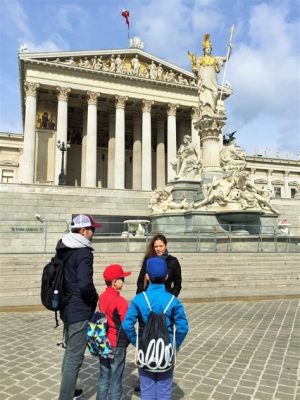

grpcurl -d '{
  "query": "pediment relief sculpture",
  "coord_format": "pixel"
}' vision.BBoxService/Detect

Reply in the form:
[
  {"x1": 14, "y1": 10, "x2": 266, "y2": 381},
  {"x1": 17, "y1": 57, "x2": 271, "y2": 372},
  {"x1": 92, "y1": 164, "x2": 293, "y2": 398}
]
[{"x1": 47, "y1": 54, "x2": 195, "y2": 86}]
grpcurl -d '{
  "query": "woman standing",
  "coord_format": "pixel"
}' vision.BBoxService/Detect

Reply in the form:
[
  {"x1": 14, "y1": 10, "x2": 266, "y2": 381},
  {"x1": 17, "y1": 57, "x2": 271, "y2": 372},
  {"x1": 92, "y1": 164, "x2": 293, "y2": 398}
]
[{"x1": 136, "y1": 234, "x2": 182, "y2": 297}]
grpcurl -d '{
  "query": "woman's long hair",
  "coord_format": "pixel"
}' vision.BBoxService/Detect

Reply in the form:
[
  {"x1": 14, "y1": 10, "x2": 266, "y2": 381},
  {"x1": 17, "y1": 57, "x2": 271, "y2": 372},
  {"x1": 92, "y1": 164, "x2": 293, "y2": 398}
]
[{"x1": 143, "y1": 234, "x2": 167, "y2": 260}]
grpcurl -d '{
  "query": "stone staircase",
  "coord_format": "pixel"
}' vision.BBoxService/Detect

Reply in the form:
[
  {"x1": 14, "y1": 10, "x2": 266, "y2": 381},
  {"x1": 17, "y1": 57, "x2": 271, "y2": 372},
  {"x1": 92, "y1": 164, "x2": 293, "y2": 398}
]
[{"x1": 0, "y1": 252, "x2": 299, "y2": 308}]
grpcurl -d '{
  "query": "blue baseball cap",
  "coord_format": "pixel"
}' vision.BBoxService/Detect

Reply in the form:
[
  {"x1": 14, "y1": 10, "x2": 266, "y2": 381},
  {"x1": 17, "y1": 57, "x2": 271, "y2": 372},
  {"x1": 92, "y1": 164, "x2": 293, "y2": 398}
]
[{"x1": 146, "y1": 257, "x2": 168, "y2": 279}]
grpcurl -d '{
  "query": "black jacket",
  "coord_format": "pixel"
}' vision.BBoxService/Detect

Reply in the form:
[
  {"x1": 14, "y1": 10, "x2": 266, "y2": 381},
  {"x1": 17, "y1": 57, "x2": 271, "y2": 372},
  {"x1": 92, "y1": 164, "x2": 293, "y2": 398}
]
[
  {"x1": 136, "y1": 254, "x2": 182, "y2": 297},
  {"x1": 56, "y1": 239, "x2": 98, "y2": 325}
]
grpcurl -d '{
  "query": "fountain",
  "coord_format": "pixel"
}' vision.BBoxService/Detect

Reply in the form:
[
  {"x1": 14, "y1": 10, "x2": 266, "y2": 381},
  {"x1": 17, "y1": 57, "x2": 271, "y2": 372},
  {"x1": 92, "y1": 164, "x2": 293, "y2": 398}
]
[{"x1": 150, "y1": 33, "x2": 278, "y2": 237}]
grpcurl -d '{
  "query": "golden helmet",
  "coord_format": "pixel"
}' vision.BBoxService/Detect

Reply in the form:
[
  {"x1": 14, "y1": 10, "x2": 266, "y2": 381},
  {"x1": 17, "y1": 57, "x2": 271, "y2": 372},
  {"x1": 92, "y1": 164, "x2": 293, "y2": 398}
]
[{"x1": 201, "y1": 33, "x2": 212, "y2": 49}]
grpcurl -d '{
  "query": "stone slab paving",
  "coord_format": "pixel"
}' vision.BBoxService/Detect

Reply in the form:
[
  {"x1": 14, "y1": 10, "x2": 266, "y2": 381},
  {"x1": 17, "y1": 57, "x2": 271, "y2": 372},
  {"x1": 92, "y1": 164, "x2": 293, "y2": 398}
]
[{"x1": 0, "y1": 301, "x2": 299, "y2": 400}]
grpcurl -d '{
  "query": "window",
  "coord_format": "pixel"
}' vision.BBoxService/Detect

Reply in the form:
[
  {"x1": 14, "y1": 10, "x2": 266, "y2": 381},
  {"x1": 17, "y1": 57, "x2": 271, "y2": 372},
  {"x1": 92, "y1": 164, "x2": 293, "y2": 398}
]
[
  {"x1": 291, "y1": 188, "x2": 296, "y2": 198},
  {"x1": 274, "y1": 187, "x2": 281, "y2": 198},
  {"x1": 1, "y1": 169, "x2": 14, "y2": 183}
]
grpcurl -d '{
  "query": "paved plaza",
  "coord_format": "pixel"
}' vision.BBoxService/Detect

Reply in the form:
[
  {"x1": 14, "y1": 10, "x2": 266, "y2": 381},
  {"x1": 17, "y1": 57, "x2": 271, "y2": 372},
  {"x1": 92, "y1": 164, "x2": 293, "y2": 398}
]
[{"x1": 1, "y1": 300, "x2": 299, "y2": 400}]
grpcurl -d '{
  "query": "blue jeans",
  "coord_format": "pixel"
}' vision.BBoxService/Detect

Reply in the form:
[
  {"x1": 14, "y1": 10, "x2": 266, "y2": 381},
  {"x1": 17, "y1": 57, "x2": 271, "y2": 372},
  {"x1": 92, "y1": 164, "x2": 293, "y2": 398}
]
[
  {"x1": 139, "y1": 368, "x2": 173, "y2": 400},
  {"x1": 58, "y1": 320, "x2": 88, "y2": 400},
  {"x1": 96, "y1": 347, "x2": 127, "y2": 400}
]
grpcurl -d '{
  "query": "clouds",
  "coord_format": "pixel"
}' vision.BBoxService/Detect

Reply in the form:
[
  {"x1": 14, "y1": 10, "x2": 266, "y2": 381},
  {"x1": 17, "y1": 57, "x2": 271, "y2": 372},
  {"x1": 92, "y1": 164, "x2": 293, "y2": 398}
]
[
  {"x1": 2, "y1": 0, "x2": 32, "y2": 40},
  {"x1": 0, "y1": 0, "x2": 299, "y2": 157},
  {"x1": 227, "y1": 2, "x2": 300, "y2": 153},
  {"x1": 56, "y1": 4, "x2": 89, "y2": 33}
]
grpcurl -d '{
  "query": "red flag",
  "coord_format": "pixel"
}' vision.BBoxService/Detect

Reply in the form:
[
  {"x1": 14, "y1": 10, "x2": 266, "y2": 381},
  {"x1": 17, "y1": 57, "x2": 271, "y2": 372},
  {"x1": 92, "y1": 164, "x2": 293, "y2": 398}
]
[{"x1": 121, "y1": 10, "x2": 130, "y2": 27}]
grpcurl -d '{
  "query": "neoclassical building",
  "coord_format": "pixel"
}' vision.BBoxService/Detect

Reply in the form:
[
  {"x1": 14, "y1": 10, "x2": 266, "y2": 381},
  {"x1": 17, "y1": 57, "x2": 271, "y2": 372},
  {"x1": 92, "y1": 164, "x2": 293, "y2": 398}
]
[{"x1": 1, "y1": 41, "x2": 299, "y2": 199}]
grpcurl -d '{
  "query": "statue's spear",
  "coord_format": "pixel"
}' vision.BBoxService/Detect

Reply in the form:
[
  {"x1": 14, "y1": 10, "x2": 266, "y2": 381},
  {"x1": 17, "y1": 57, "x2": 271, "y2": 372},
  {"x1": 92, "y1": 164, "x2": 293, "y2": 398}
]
[{"x1": 217, "y1": 25, "x2": 235, "y2": 114}]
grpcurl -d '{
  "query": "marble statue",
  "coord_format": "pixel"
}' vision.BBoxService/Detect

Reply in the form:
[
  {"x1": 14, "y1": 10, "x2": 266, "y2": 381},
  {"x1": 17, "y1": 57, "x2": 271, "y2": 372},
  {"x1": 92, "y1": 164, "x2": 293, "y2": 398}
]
[
  {"x1": 149, "y1": 186, "x2": 189, "y2": 214},
  {"x1": 95, "y1": 56, "x2": 104, "y2": 70},
  {"x1": 157, "y1": 64, "x2": 164, "y2": 80},
  {"x1": 193, "y1": 170, "x2": 277, "y2": 213},
  {"x1": 234, "y1": 172, "x2": 278, "y2": 213},
  {"x1": 148, "y1": 61, "x2": 158, "y2": 79},
  {"x1": 131, "y1": 55, "x2": 140, "y2": 76},
  {"x1": 220, "y1": 141, "x2": 246, "y2": 172},
  {"x1": 129, "y1": 37, "x2": 144, "y2": 50},
  {"x1": 188, "y1": 33, "x2": 231, "y2": 117},
  {"x1": 115, "y1": 55, "x2": 124, "y2": 73},
  {"x1": 193, "y1": 171, "x2": 235, "y2": 209},
  {"x1": 109, "y1": 55, "x2": 116, "y2": 72},
  {"x1": 171, "y1": 135, "x2": 202, "y2": 179}
]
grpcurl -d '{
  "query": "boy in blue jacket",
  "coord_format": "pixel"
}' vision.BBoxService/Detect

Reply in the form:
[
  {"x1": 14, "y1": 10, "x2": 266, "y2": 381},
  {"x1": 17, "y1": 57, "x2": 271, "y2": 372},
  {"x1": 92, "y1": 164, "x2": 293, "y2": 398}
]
[{"x1": 122, "y1": 257, "x2": 188, "y2": 400}]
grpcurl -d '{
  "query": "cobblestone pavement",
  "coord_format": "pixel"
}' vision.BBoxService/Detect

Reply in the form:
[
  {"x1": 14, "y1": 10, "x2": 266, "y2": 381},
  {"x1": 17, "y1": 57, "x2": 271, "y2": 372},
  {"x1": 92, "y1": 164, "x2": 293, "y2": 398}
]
[{"x1": 1, "y1": 301, "x2": 300, "y2": 400}]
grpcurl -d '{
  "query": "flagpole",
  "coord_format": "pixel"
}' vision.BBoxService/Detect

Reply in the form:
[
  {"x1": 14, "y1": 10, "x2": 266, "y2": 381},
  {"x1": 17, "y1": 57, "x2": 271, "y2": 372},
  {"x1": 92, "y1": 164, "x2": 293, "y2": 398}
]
[{"x1": 217, "y1": 25, "x2": 234, "y2": 114}]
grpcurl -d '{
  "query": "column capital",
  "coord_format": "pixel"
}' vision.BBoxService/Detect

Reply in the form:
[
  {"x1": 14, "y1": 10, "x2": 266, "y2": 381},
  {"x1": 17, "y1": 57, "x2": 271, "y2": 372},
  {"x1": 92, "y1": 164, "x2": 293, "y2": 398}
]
[
  {"x1": 115, "y1": 95, "x2": 128, "y2": 109},
  {"x1": 57, "y1": 86, "x2": 71, "y2": 101},
  {"x1": 167, "y1": 103, "x2": 179, "y2": 116},
  {"x1": 142, "y1": 99, "x2": 154, "y2": 113},
  {"x1": 250, "y1": 168, "x2": 256, "y2": 174},
  {"x1": 191, "y1": 106, "x2": 201, "y2": 119},
  {"x1": 24, "y1": 81, "x2": 40, "y2": 97},
  {"x1": 284, "y1": 170, "x2": 289, "y2": 177},
  {"x1": 87, "y1": 91, "x2": 100, "y2": 105},
  {"x1": 267, "y1": 169, "x2": 273, "y2": 175}
]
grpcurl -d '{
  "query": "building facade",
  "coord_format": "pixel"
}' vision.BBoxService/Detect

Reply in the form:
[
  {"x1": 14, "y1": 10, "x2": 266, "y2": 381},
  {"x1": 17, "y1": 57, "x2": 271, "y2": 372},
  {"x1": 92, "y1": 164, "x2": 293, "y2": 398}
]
[{"x1": 0, "y1": 45, "x2": 299, "y2": 199}]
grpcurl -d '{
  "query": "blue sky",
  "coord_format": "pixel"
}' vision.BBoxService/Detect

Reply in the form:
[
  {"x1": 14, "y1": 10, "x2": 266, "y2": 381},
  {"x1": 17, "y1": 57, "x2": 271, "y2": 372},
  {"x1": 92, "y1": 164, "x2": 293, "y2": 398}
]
[{"x1": 0, "y1": 0, "x2": 299, "y2": 158}]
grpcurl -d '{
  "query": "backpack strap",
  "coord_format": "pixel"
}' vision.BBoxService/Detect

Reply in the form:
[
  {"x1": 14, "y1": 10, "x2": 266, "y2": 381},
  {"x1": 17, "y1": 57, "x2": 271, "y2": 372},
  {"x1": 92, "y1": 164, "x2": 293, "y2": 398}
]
[
  {"x1": 142, "y1": 292, "x2": 152, "y2": 311},
  {"x1": 54, "y1": 250, "x2": 74, "y2": 328},
  {"x1": 163, "y1": 295, "x2": 175, "y2": 314}
]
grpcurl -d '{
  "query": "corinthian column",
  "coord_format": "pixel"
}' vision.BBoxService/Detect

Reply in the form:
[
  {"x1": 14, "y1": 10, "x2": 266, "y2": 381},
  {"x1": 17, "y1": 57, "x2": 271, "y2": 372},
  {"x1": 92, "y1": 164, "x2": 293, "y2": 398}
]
[
  {"x1": 85, "y1": 91, "x2": 100, "y2": 187},
  {"x1": 21, "y1": 81, "x2": 39, "y2": 183},
  {"x1": 156, "y1": 119, "x2": 165, "y2": 188},
  {"x1": 132, "y1": 115, "x2": 142, "y2": 190},
  {"x1": 80, "y1": 106, "x2": 87, "y2": 186},
  {"x1": 54, "y1": 87, "x2": 71, "y2": 185},
  {"x1": 114, "y1": 95, "x2": 127, "y2": 189},
  {"x1": 167, "y1": 103, "x2": 178, "y2": 182},
  {"x1": 107, "y1": 114, "x2": 115, "y2": 189},
  {"x1": 142, "y1": 100, "x2": 154, "y2": 190}
]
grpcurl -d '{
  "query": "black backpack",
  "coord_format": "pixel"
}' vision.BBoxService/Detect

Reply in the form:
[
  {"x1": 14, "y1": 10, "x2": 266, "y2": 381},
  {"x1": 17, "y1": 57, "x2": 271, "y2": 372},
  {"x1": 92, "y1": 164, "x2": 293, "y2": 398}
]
[
  {"x1": 135, "y1": 292, "x2": 176, "y2": 372},
  {"x1": 41, "y1": 251, "x2": 73, "y2": 327}
]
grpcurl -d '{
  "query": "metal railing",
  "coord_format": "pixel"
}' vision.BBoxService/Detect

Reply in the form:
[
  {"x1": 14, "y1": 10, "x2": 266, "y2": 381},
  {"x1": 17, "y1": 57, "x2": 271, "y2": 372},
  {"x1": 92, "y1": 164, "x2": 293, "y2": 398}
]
[{"x1": 0, "y1": 219, "x2": 299, "y2": 254}]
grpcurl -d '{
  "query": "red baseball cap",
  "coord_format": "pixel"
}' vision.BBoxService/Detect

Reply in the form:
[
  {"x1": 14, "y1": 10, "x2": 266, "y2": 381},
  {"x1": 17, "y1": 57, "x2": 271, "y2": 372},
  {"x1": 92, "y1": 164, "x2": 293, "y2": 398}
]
[{"x1": 103, "y1": 264, "x2": 131, "y2": 281}]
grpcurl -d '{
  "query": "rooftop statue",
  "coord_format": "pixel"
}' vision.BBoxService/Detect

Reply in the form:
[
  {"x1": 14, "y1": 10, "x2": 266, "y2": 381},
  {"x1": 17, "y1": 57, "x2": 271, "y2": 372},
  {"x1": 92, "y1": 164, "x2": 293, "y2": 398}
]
[{"x1": 188, "y1": 33, "x2": 232, "y2": 117}]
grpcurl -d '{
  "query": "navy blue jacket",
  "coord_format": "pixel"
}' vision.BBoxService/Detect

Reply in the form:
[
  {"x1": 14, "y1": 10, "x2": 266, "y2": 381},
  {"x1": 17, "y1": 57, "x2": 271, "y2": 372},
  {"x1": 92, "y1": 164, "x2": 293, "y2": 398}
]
[{"x1": 56, "y1": 238, "x2": 98, "y2": 325}]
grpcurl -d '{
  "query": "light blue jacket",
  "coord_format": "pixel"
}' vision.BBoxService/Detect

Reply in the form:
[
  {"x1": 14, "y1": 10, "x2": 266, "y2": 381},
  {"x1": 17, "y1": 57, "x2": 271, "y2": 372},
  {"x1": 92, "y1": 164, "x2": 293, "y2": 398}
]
[{"x1": 122, "y1": 283, "x2": 188, "y2": 349}]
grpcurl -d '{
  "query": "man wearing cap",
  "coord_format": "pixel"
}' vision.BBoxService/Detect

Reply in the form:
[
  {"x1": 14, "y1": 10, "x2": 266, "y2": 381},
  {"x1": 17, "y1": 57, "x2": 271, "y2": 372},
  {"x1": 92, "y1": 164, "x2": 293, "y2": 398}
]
[
  {"x1": 122, "y1": 257, "x2": 189, "y2": 400},
  {"x1": 56, "y1": 214, "x2": 101, "y2": 400},
  {"x1": 96, "y1": 264, "x2": 131, "y2": 400}
]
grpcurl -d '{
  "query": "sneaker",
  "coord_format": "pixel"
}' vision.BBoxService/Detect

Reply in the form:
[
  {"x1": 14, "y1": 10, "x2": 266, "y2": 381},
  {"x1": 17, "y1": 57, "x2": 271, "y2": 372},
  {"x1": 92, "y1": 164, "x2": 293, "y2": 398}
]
[{"x1": 73, "y1": 389, "x2": 83, "y2": 399}]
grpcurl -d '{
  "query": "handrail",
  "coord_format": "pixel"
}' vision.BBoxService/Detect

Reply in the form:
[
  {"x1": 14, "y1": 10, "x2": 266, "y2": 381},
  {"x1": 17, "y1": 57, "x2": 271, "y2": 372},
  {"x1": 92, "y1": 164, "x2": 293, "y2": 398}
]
[{"x1": 0, "y1": 219, "x2": 299, "y2": 254}]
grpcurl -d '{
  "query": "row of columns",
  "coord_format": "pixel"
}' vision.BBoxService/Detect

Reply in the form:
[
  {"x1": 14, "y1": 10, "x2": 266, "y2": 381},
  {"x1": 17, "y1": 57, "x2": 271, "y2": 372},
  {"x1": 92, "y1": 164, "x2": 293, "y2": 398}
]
[{"x1": 21, "y1": 81, "x2": 200, "y2": 189}]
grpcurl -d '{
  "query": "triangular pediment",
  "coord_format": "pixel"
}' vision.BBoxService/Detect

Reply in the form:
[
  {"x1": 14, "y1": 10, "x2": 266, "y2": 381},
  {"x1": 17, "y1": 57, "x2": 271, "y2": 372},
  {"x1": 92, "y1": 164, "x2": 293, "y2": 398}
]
[{"x1": 19, "y1": 48, "x2": 196, "y2": 87}]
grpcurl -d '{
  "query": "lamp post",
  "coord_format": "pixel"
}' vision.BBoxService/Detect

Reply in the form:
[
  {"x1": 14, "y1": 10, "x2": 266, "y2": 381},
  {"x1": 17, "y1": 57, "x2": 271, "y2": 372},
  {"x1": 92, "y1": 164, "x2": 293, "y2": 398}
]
[{"x1": 57, "y1": 140, "x2": 70, "y2": 185}]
